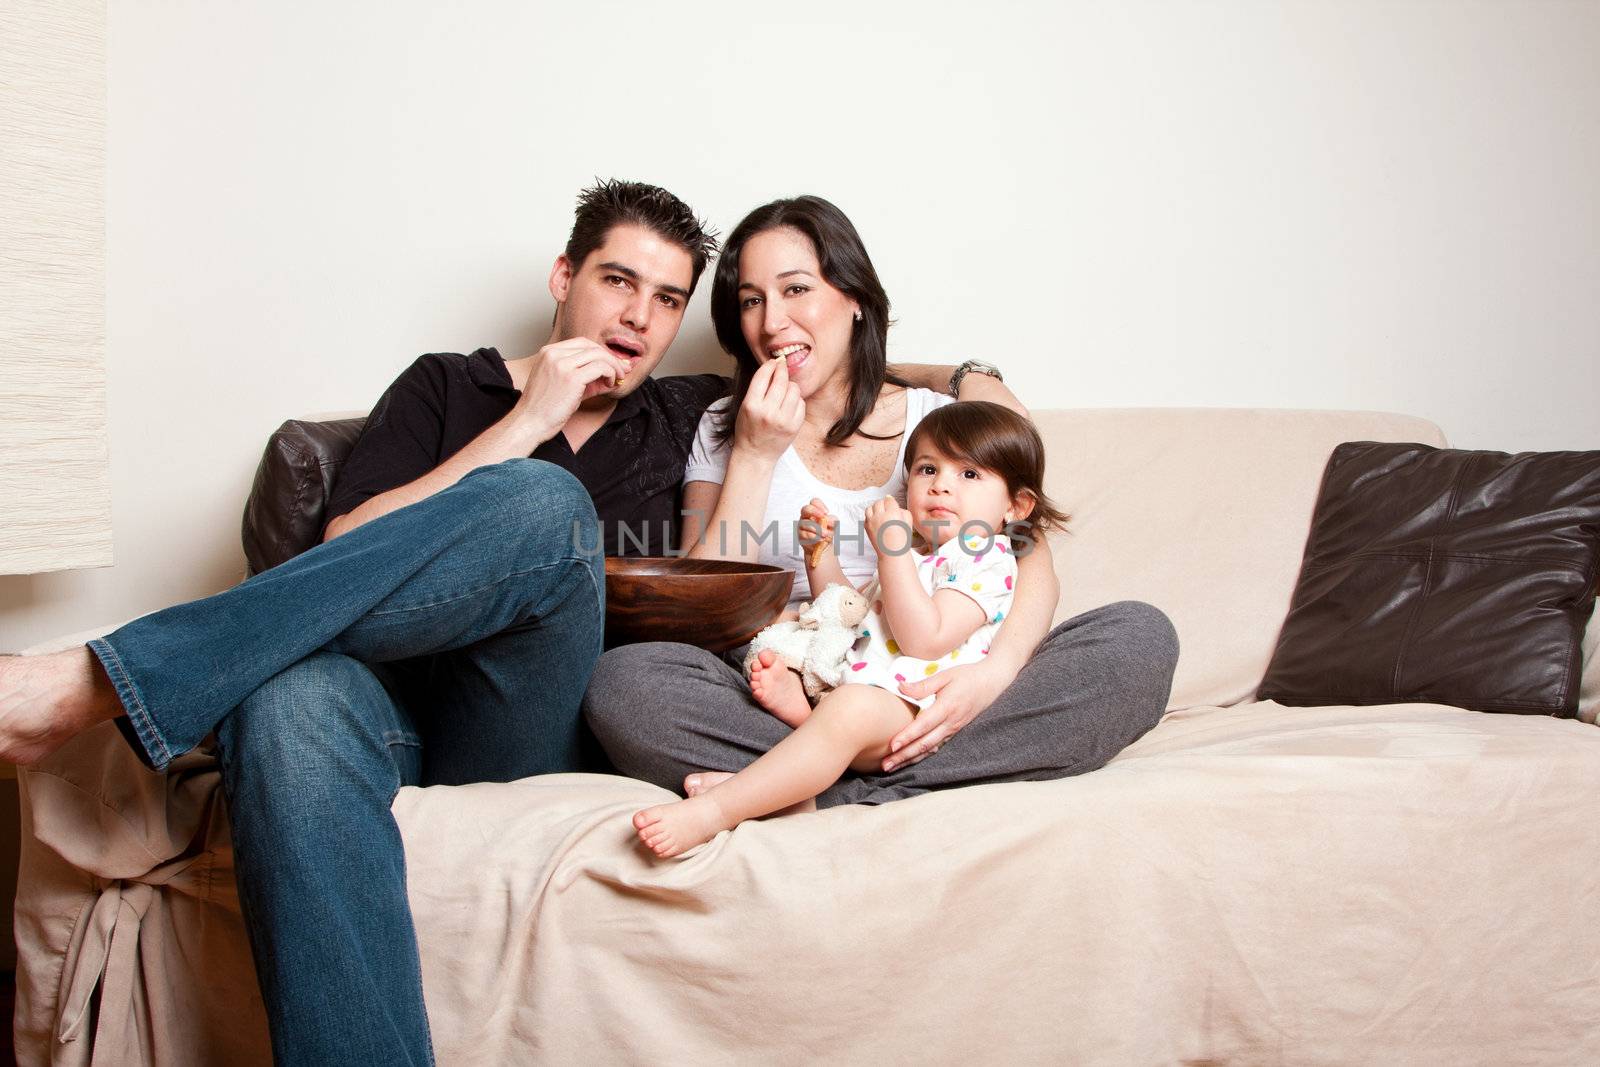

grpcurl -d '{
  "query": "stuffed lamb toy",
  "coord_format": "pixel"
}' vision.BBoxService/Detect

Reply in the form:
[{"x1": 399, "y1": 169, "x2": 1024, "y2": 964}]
[{"x1": 742, "y1": 582, "x2": 871, "y2": 701}]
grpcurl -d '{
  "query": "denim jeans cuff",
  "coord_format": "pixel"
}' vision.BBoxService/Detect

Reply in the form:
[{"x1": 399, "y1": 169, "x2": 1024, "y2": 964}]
[{"x1": 88, "y1": 638, "x2": 173, "y2": 771}]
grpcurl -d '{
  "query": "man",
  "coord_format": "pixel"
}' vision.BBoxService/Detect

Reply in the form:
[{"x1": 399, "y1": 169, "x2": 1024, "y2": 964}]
[
  {"x1": 0, "y1": 178, "x2": 1019, "y2": 1063},
  {"x1": 0, "y1": 179, "x2": 722, "y2": 1065}
]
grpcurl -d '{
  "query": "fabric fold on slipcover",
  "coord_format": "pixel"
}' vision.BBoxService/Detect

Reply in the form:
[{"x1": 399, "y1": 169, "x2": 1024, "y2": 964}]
[{"x1": 15, "y1": 723, "x2": 268, "y2": 1067}]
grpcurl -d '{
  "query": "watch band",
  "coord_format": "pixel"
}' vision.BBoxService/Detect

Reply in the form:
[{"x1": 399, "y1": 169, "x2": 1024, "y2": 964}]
[{"x1": 948, "y1": 359, "x2": 1004, "y2": 398}]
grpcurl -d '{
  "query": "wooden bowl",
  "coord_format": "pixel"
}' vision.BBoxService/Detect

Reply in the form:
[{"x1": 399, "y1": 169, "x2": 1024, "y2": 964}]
[{"x1": 604, "y1": 557, "x2": 794, "y2": 653}]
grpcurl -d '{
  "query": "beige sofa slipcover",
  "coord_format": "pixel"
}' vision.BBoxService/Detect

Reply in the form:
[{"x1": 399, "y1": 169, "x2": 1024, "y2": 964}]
[{"x1": 15, "y1": 408, "x2": 1600, "y2": 1065}]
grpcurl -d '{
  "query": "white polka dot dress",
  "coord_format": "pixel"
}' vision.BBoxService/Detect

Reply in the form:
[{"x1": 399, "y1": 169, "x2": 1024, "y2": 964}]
[{"x1": 845, "y1": 533, "x2": 1019, "y2": 711}]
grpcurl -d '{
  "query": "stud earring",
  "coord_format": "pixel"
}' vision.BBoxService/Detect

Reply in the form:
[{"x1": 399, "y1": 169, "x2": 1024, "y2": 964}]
[{"x1": 853, "y1": 309, "x2": 863, "y2": 321}]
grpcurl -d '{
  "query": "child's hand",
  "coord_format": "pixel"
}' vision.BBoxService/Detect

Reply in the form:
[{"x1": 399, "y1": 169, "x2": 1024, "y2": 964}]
[
  {"x1": 864, "y1": 497, "x2": 916, "y2": 557},
  {"x1": 797, "y1": 498, "x2": 835, "y2": 567}
]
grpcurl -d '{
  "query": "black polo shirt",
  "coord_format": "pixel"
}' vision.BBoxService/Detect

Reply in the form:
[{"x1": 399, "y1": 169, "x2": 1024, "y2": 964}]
[{"x1": 324, "y1": 348, "x2": 728, "y2": 556}]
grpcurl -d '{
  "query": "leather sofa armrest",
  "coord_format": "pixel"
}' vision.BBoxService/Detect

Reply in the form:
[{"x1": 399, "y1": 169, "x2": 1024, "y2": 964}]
[{"x1": 241, "y1": 415, "x2": 367, "y2": 575}]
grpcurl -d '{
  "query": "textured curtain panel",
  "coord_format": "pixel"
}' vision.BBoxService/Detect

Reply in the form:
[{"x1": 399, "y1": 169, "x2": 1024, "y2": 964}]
[{"x1": 0, "y1": 0, "x2": 110, "y2": 574}]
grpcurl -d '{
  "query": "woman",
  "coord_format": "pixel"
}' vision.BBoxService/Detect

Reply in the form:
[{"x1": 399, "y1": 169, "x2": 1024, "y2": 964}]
[{"x1": 583, "y1": 195, "x2": 1178, "y2": 808}]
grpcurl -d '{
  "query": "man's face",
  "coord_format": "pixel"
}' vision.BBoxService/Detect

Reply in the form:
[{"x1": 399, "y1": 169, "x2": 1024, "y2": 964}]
[{"x1": 549, "y1": 223, "x2": 695, "y2": 401}]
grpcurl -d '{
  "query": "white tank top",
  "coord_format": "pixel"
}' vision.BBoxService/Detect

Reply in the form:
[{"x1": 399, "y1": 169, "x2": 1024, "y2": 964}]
[{"x1": 682, "y1": 388, "x2": 956, "y2": 610}]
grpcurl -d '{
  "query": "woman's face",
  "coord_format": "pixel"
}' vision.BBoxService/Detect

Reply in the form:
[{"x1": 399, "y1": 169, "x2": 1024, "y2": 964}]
[{"x1": 736, "y1": 226, "x2": 860, "y2": 401}]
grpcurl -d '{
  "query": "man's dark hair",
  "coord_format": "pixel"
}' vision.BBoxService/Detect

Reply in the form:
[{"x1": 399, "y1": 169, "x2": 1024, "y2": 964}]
[
  {"x1": 564, "y1": 179, "x2": 719, "y2": 293},
  {"x1": 709, "y1": 194, "x2": 908, "y2": 447}
]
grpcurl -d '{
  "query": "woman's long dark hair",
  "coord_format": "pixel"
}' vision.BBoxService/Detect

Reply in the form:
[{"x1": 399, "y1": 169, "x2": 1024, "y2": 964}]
[{"x1": 709, "y1": 195, "x2": 909, "y2": 447}]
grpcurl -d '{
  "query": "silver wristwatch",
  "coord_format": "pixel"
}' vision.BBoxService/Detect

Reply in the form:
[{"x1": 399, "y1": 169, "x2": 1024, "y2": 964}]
[{"x1": 948, "y1": 359, "x2": 1004, "y2": 398}]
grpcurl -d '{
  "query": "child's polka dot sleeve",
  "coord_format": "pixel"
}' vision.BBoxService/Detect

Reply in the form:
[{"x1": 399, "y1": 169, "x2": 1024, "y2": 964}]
[{"x1": 932, "y1": 534, "x2": 1019, "y2": 623}]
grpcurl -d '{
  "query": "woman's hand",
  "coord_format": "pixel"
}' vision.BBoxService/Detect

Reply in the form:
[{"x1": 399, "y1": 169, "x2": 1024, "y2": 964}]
[
  {"x1": 733, "y1": 356, "x2": 805, "y2": 461},
  {"x1": 883, "y1": 658, "x2": 1015, "y2": 772},
  {"x1": 863, "y1": 497, "x2": 917, "y2": 556}
]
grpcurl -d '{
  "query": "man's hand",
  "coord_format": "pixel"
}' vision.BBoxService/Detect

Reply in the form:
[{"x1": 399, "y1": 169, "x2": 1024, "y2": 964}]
[
  {"x1": 733, "y1": 356, "x2": 805, "y2": 460},
  {"x1": 864, "y1": 496, "x2": 916, "y2": 556},
  {"x1": 884, "y1": 659, "x2": 1013, "y2": 772},
  {"x1": 512, "y1": 337, "x2": 632, "y2": 443},
  {"x1": 324, "y1": 338, "x2": 628, "y2": 542}
]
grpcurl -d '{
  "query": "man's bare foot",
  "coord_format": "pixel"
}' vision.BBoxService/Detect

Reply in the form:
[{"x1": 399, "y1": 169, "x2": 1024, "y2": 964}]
[
  {"x1": 633, "y1": 795, "x2": 735, "y2": 858},
  {"x1": 0, "y1": 648, "x2": 123, "y2": 766},
  {"x1": 683, "y1": 770, "x2": 735, "y2": 797},
  {"x1": 750, "y1": 650, "x2": 811, "y2": 728}
]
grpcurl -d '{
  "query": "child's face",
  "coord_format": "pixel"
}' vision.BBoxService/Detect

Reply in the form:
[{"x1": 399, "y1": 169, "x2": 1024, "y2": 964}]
[{"x1": 906, "y1": 445, "x2": 1027, "y2": 545}]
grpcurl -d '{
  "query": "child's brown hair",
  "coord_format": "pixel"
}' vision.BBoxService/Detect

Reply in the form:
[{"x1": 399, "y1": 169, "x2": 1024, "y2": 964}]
[{"x1": 903, "y1": 401, "x2": 1068, "y2": 539}]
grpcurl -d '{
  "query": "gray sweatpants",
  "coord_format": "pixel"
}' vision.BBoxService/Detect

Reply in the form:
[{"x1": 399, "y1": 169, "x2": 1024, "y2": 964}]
[{"x1": 582, "y1": 600, "x2": 1179, "y2": 808}]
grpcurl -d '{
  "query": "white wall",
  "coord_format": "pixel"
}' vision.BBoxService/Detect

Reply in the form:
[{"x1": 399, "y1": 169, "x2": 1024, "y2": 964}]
[{"x1": 3, "y1": 0, "x2": 1597, "y2": 650}]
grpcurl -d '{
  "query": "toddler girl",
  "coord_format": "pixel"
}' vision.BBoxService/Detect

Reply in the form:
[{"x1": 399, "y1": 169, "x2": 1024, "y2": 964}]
[{"x1": 634, "y1": 402, "x2": 1066, "y2": 857}]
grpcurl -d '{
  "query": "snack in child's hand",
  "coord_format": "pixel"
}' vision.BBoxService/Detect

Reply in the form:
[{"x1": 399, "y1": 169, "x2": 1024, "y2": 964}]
[
  {"x1": 806, "y1": 538, "x2": 829, "y2": 567},
  {"x1": 800, "y1": 501, "x2": 833, "y2": 567}
]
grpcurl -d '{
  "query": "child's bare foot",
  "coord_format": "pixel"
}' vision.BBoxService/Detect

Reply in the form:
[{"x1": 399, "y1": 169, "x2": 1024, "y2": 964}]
[
  {"x1": 684, "y1": 770, "x2": 815, "y2": 817},
  {"x1": 633, "y1": 796, "x2": 734, "y2": 858},
  {"x1": 683, "y1": 770, "x2": 734, "y2": 797},
  {"x1": 0, "y1": 649, "x2": 123, "y2": 766},
  {"x1": 750, "y1": 650, "x2": 811, "y2": 728}
]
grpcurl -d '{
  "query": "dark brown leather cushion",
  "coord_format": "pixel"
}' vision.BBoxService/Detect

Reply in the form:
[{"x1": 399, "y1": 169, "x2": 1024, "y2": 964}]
[
  {"x1": 241, "y1": 417, "x2": 368, "y2": 574},
  {"x1": 1258, "y1": 441, "x2": 1600, "y2": 715}
]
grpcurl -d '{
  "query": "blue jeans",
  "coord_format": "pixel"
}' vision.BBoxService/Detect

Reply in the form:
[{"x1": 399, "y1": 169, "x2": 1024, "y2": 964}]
[{"x1": 88, "y1": 459, "x2": 605, "y2": 1066}]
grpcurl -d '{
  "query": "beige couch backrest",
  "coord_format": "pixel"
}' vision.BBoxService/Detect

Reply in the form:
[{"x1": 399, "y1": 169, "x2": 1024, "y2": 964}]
[
  {"x1": 26, "y1": 405, "x2": 1595, "y2": 721},
  {"x1": 1032, "y1": 408, "x2": 1448, "y2": 712}
]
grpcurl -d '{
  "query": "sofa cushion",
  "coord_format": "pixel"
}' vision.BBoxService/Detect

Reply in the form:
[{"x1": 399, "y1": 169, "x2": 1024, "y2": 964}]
[
  {"x1": 240, "y1": 414, "x2": 367, "y2": 574},
  {"x1": 386, "y1": 701, "x2": 1600, "y2": 1064},
  {"x1": 1034, "y1": 409, "x2": 1448, "y2": 711},
  {"x1": 1258, "y1": 442, "x2": 1600, "y2": 715}
]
